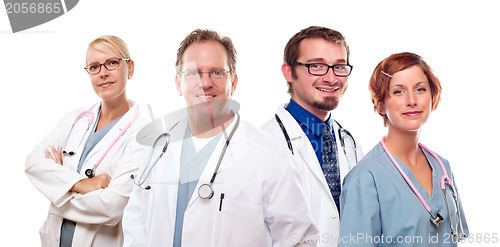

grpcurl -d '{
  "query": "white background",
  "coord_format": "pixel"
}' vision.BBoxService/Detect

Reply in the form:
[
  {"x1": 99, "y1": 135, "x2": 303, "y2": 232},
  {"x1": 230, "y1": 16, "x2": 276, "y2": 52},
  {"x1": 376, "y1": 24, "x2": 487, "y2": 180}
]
[{"x1": 1, "y1": 0, "x2": 498, "y2": 245}]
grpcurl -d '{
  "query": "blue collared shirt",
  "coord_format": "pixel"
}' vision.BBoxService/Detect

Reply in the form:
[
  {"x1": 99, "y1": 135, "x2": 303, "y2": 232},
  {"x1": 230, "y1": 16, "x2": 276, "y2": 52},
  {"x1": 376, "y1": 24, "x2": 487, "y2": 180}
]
[{"x1": 285, "y1": 99, "x2": 333, "y2": 165}]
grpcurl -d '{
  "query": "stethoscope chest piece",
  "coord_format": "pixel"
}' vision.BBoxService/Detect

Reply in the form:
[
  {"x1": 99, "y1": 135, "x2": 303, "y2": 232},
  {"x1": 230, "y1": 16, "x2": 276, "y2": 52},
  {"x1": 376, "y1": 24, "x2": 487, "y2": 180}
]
[
  {"x1": 85, "y1": 169, "x2": 95, "y2": 178},
  {"x1": 430, "y1": 212, "x2": 444, "y2": 227},
  {"x1": 198, "y1": 184, "x2": 214, "y2": 199}
]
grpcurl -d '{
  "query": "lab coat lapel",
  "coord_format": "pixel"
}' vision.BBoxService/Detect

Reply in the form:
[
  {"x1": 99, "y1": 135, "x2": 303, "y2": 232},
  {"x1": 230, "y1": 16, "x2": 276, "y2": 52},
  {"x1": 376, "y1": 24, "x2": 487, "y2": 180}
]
[{"x1": 276, "y1": 107, "x2": 333, "y2": 202}]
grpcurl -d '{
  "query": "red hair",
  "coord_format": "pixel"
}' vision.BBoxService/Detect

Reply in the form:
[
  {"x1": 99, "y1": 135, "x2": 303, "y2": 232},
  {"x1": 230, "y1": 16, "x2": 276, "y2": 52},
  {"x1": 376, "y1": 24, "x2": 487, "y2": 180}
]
[{"x1": 369, "y1": 52, "x2": 442, "y2": 126}]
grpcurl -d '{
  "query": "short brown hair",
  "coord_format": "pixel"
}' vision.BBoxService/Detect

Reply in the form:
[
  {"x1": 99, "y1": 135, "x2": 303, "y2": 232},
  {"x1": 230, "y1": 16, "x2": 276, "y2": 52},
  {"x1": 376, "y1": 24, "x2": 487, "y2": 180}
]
[
  {"x1": 369, "y1": 52, "x2": 442, "y2": 126},
  {"x1": 175, "y1": 29, "x2": 237, "y2": 74},
  {"x1": 283, "y1": 26, "x2": 349, "y2": 94}
]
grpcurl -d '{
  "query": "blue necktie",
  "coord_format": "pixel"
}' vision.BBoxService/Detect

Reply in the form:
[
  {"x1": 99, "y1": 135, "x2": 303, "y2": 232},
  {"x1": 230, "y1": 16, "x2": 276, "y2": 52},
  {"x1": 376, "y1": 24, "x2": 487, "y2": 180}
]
[{"x1": 322, "y1": 123, "x2": 341, "y2": 212}]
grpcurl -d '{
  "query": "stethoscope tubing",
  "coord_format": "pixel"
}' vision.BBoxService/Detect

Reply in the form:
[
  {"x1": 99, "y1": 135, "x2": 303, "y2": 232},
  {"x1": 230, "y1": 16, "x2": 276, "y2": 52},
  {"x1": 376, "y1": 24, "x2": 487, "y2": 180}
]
[
  {"x1": 132, "y1": 132, "x2": 171, "y2": 189},
  {"x1": 198, "y1": 114, "x2": 240, "y2": 199},
  {"x1": 90, "y1": 106, "x2": 139, "y2": 172},
  {"x1": 63, "y1": 103, "x2": 139, "y2": 178},
  {"x1": 380, "y1": 136, "x2": 460, "y2": 218},
  {"x1": 133, "y1": 113, "x2": 240, "y2": 195},
  {"x1": 275, "y1": 114, "x2": 357, "y2": 163},
  {"x1": 63, "y1": 103, "x2": 98, "y2": 156}
]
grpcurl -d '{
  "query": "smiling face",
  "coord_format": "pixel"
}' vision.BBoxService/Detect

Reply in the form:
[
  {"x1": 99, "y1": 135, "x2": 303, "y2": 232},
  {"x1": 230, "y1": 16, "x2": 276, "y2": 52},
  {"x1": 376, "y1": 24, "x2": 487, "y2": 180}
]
[
  {"x1": 381, "y1": 65, "x2": 432, "y2": 133},
  {"x1": 283, "y1": 38, "x2": 348, "y2": 120},
  {"x1": 175, "y1": 41, "x2": 237, "y2": 118},
  {"x1": 86, "y1": 46, "x2": 133, "y2": 103}
]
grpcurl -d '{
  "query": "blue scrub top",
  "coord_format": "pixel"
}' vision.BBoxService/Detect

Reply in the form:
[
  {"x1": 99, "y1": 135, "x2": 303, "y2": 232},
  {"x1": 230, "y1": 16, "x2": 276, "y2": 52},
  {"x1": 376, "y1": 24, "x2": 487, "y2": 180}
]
[
  {"x1": 173, "y1": 128, "x2": 222, "y2": 247},
  {"x1": 339, "y1": 143, "x2": 468, "y2": 247}
]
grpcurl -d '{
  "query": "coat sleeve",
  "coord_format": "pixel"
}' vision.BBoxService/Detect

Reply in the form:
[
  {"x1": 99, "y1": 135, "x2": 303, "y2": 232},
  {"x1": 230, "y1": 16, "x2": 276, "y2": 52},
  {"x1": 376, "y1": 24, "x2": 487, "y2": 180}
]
[
  {"x1": 338, "y1": 168, "x2": 381, "y2": 247},
  {"x1": 262, "y1": 151, "x2": 319, "y2": 247},
  {"x1": 25, "y1": 110, "x2": 87, "y2": 207},
  {"x1": 47, "y1": 119, "x2": 146, "y2": 226}
]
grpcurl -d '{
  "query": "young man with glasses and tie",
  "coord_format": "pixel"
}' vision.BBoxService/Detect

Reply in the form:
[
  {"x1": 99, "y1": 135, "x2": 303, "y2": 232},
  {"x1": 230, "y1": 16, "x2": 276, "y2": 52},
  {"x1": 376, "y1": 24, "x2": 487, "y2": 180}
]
[
  {"x1": 122, "y1": 29, "x2": 317, "y2": 247},
  {"x1": 262, "y1": 26, "x2": 364, "y2": 247}
]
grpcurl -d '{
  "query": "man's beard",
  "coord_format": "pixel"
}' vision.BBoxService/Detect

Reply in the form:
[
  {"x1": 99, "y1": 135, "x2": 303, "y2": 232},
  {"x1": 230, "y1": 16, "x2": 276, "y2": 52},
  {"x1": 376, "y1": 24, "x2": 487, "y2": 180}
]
[{"x1": 312, "y1": 96, "x2": 339, "y2": 111}]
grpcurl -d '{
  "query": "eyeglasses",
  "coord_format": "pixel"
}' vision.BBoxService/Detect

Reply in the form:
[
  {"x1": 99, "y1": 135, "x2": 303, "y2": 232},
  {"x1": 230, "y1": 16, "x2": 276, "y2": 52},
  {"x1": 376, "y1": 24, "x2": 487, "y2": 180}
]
[
  {"x1": 181, "y1": 69, "x2": 231, "y2": 81},
  {"x1": 294, "y1": 62, "x2": 353, "y2": 77},
  {"x1": 84, "y1": 58, "x2": 130, "y2": 74}
]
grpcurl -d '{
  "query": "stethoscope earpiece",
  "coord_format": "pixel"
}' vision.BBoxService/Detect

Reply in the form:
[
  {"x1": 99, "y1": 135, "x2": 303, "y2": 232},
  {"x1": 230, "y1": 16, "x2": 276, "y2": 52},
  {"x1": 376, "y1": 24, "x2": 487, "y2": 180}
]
[{"x1": 62, "y1": 151, "x2": 75, "y2": 156}]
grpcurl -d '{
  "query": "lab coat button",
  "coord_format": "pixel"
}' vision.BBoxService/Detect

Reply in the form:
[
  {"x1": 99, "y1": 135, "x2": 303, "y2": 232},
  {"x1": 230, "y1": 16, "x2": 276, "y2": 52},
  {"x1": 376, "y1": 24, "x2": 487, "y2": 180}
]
[{"x1": 330, "y1": 212, "x2": 337, "y2": 218}]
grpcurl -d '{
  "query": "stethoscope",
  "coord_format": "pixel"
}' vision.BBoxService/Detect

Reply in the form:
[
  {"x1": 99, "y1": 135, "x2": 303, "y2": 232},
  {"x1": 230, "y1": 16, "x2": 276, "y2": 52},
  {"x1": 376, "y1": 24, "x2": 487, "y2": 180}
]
[
  {"x1": 62, "y1": 103, "x2": 139, "y2": 178},
  {"x1": 131, "y1": 113, "x2": 240, "y2": 200},
  {"x1": 275, "y1": 114, "x2": 358, "y2": 164},
  {"x1": 380, "y1": 136, "x2": 467, "y2": 241}
]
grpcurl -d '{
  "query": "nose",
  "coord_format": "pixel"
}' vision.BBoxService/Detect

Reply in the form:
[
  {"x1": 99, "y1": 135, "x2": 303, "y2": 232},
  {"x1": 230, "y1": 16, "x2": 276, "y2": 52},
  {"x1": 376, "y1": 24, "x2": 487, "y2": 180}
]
[
  {"x1": 322, "y1": 67, "x2": 337, "y2": 84},
  {"x1": 200, "y1": 73, "x2": 214, "y2": 90},
  {"x1": 98, "y1": 64, "x2": 110, "y2": 78},
  {"x1": 407, "y1": 92, "x2": 417, "y2": 107}
]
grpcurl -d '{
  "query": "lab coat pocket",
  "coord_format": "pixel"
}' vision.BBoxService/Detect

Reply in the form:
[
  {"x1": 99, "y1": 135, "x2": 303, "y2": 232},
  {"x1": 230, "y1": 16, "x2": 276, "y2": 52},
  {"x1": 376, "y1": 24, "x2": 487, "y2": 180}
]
[{"x1": 215, "y1": 198, "x2": 267, "y2": 246}]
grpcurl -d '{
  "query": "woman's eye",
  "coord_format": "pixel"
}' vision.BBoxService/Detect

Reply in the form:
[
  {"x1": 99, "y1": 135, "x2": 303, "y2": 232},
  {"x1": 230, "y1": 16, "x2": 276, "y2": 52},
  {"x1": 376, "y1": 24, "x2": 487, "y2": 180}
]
[
  {"x1": 416, "y1": 88, "x2": 427, "y2": 92},
  {"x1": 88, "y1": 65, "x2": 99, "y2": 71},
  {"x1": 393, "y1": 90, "x2": 403, "y2": 95},
  {"x1": 108, "y1": 60, "x2": 119, "y2": 65}
]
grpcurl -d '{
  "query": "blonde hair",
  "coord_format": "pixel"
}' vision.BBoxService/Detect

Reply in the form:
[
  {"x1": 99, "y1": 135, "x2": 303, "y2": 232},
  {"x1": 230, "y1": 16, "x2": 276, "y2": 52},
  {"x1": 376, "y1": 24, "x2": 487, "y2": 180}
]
[{"x1": 87, "y1": 35, "x2": 131, "y2": 63}]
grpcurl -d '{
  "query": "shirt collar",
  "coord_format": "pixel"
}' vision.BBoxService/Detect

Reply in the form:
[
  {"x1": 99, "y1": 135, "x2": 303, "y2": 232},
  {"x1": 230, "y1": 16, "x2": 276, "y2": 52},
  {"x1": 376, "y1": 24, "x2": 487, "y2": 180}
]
[{"x1": 285, "y1": 99, "x2": 332, "y2": 137}]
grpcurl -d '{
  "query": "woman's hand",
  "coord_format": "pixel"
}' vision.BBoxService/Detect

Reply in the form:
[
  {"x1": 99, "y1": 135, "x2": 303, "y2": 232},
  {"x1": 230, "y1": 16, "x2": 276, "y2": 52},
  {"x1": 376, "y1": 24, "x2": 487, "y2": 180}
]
[
  {"x1": 45, "y1": 146, "x2": 63, "y2": 165},
  {"x1": 44, "y1": 146, "x2": 111, "y2": 194},
  {"x1": 71, "y1": 173, "x2": 112, "y2": 195}
]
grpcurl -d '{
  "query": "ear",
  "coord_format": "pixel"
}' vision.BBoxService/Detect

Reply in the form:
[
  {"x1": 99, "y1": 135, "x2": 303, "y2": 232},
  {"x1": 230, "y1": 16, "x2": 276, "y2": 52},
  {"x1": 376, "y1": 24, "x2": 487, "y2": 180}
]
[
  {"x1": 230, "y1": 74, "x2": 238, "y2": 95},
  {"x1": 281, "y1": 63, "x2": 295, "y2": 83},
  {"x1": 127, "y1": 59, "x2": 135, "y2": 79},
  {"x1": 378, "y1": 104, "x2": 386, "y2": 115},
  {"x1": 175, "y1": 75, "x2": 182, "y2": 96}
]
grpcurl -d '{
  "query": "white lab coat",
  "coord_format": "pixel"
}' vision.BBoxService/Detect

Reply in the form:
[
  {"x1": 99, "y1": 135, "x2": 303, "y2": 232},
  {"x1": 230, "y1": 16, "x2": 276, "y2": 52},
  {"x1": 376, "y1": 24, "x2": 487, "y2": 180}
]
[
  {"x1": 25, "y1": 101, "x2": 147, "y2": 247},
  {"x1": 123, "y1": 117, "x2": 318, "y2": 247},
  {"x1": 261, "y1": 105, "x2": 364, "y2": 247}
]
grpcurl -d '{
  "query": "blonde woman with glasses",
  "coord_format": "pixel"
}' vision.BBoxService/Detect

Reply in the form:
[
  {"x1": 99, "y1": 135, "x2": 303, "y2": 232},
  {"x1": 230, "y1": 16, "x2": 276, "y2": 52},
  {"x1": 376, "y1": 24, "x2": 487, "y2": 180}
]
[{"x1": 25, "y1": 35, "x2": 146, "y2": 247}]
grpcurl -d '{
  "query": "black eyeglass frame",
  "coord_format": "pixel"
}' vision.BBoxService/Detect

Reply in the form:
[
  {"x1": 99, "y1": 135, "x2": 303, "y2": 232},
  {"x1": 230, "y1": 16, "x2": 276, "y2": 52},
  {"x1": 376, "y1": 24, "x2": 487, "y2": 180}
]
[{"x1": 294, "y1": 62, "x2": 353, "y2": 77}]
